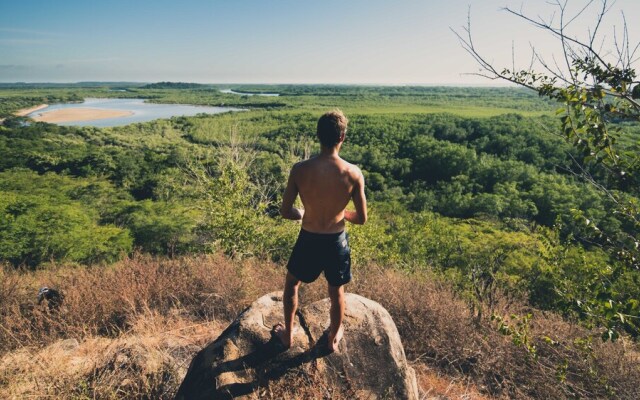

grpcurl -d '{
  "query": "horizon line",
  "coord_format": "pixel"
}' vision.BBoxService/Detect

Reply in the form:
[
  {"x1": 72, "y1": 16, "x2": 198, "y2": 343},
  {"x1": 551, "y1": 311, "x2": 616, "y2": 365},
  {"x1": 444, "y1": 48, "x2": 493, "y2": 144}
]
[{"x1": 0, "y1": 80, "x2": 519, "y2": 88}]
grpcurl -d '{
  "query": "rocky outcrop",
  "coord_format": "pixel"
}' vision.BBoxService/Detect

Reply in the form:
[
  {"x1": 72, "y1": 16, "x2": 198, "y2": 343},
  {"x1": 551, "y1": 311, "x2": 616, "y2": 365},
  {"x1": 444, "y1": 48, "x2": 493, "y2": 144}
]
[{"x1": 175, "y1": 292, "x2": 419, "y2": 399}]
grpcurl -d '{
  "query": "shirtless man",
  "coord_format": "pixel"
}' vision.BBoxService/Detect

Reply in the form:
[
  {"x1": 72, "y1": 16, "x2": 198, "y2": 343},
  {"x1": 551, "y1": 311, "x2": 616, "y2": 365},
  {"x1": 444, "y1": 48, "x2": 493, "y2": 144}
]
[{"x1": 274, "y1": 109, "x2": 367, "y2": 353}]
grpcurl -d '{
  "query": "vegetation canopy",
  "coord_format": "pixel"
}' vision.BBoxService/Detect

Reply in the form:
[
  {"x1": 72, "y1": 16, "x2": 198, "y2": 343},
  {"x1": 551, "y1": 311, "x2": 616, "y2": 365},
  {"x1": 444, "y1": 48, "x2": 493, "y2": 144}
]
[{"x1": 454, "y1": 0, "x2": 640, "y2": 339}]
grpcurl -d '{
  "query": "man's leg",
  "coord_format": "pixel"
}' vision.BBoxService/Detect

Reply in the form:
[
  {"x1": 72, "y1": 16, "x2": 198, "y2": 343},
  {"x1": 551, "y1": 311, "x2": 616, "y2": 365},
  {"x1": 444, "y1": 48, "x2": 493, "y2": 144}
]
[
  {"x1": 327, "y1": 283, "x2": 345, "y2": 352},
  {"x1": 275, "y1": 271, "x2": 300, "y2": 348}
]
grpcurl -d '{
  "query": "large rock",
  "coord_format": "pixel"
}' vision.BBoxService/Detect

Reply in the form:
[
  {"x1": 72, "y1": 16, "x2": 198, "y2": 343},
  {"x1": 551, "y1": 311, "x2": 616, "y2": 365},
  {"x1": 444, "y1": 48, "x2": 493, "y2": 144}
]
[{"x1": 175, "y1": 292, "x2": 419, "y2": 399}]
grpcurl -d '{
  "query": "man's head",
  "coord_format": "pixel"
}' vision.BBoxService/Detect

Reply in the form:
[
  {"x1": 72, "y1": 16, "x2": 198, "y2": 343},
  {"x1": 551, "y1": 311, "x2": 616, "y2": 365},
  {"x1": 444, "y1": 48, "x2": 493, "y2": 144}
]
[{"x1": 317, "y1": 109, "x2": 348, "y2": 148}]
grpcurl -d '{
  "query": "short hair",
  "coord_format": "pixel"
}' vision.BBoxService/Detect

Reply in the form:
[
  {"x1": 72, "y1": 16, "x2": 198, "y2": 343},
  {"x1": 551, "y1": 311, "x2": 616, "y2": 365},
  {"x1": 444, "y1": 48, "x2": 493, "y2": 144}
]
[{"x1": 317, "y1": 109, "x2": 348, "y2": 148}]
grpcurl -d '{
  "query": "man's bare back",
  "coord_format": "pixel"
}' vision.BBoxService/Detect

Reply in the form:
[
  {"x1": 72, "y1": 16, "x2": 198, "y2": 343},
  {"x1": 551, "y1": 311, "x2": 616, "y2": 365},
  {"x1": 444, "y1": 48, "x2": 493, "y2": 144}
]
[
  {"x1": 283, "y1": 154, "x2": 366, "y2": 234},
  {"x1": 276, "y1": 109, "x2": 366, "y2": 353}
]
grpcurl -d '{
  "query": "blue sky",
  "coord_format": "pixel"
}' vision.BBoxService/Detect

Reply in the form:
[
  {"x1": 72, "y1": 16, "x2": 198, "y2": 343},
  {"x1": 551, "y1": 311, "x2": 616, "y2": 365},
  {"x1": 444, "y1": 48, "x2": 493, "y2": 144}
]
[{"x1": 1, "y1": 0, "x2": 638, "y2": 84}]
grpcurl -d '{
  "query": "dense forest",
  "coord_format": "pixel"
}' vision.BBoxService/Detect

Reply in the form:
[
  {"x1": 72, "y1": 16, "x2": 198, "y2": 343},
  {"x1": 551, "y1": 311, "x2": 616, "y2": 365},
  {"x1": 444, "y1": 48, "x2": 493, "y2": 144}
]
[{"x1": 1, "y1": 84, "x2": 639, "y2": 337}]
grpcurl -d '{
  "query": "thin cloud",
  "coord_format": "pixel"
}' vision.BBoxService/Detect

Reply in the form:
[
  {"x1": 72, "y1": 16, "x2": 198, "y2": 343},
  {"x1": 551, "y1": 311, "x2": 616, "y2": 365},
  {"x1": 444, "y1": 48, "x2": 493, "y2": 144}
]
[
  {"x1": 0, "y1": 38, "x2": 50, "y2": 45},
  {"x1": 63, "y1": 57, "x2": 121, "y2": 64},
  {"x1": 0, "y1": 64, "x2": 32, "y2": 70},
  {"x1": 37, "y1": 58, "x2": 122, "y2": 72},
  {"x1": 0, "y1": 28, "x2": 67, "y2": 37}
]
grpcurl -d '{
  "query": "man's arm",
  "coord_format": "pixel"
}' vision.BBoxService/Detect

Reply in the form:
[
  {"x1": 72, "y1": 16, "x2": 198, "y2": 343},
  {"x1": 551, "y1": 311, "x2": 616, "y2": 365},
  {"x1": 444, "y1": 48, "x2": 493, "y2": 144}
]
[
  {"x1": 280, "y1": 166, "x2": 304, "y2": 221},
  {"x1": 344, "y1": 169, "x2": 367, "y2": 225}
]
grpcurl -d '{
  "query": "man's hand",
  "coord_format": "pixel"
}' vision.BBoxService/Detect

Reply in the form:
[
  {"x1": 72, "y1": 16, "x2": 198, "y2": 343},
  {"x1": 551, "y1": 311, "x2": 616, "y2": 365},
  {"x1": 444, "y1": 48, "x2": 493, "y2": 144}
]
[
  {"x1": 344, "y1": 209, "x2": 363, "y2": 224},
  {"x1": 284, "y1": 207, "x2": 304, "y2": 222},
  {"x1": 280, "y1": 165, "x2": 305, "y2": 222},
  {"x1": 281, "y1": 205, "x2": 304, "y2": 221},
  {"x1": 345, "y1": 170, "x2": 367, "y2": 225}
]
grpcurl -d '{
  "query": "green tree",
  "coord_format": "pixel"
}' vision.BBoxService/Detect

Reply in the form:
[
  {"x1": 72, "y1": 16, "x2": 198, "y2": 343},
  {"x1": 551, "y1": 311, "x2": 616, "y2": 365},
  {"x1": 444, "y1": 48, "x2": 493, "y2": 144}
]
[
  {"x1": 454, "y1": 0, "x2": 639, "y2": 338},
  {"x1": 0, "y1": 192, "x2": 131, "y2": 266}
]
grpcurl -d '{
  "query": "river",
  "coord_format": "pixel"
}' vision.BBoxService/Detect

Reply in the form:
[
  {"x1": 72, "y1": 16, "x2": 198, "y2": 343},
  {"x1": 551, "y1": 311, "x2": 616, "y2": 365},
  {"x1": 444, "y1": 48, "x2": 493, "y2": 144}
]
[{"x1": 28, "y1": 98, "x2": 243, "y2": 127}]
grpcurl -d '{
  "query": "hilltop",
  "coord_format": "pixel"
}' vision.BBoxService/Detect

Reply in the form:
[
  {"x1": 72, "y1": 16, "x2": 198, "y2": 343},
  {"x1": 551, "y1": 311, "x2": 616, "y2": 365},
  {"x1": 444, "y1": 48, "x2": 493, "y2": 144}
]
[
  {"x1": 1, "y1": 255, "x2": 638, "y2": 398},
  {"x1": 1, "y1": 84, "x2": 639, "y2": 398}
]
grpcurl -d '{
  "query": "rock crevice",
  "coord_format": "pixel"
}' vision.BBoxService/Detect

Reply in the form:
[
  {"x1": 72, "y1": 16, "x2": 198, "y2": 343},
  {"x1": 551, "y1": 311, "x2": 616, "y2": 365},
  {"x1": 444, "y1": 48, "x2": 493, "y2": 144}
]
[{"x1": 295, "y1": 308, "x2": 314, "y2": 347}]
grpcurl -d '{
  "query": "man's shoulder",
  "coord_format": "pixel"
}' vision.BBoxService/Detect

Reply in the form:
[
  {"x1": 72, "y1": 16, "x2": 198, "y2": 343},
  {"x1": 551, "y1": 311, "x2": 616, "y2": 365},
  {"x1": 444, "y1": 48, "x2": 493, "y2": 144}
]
[
  {"x1": 289, "y1": 159, "x2": 315, "y2": 181},
  {"x1": 293, "y1": 156, "x2": 362, "y2": 179},
  {"x1": 291, "y1": 158, "x2": 312, "y2": 172},
  {"x1": 340, "y1": 159, "x2": 363, "y2": 179}
]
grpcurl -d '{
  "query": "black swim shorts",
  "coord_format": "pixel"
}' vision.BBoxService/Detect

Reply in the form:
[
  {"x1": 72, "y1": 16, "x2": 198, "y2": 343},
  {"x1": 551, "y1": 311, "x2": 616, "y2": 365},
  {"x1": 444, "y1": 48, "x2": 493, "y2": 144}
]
[{"x1": 286, "y1": 229, "x2": 352, "y2": 287}]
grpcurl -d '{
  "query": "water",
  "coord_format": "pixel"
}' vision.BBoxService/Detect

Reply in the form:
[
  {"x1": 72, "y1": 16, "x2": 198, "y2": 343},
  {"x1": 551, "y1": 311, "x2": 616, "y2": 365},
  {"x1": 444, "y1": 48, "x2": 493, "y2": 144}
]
[
  {"x1": 28, "y1": 98, "x2": 243, "y2": 127},
  {"x1": 219, "y1": 89, "x2": 279, "y2": 97}
]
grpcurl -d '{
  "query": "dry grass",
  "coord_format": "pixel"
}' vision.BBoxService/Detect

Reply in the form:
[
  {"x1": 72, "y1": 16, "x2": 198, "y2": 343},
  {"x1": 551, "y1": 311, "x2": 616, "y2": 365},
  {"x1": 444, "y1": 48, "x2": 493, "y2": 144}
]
[
  {"x1": 350, "y1": 267, "x2": 640, "y2": 399},
  {"x1": 0, "y1": 254, "x2": 280, "y2": 352},
  {"x1": 0, "y1": 315, "x2": 224, "y2": 398},
  {"x1": 413, "y1": 364, "x2": 490, "y2": 400},
  {"x1": 1, "y1": 255, "x2": 639, "y2": 399}
]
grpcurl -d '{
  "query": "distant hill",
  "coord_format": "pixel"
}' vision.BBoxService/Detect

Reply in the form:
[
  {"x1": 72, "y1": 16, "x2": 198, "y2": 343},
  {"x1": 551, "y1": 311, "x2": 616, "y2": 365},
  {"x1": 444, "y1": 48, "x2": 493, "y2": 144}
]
[
  {"x1": 0, "y1": 82, "x2": 147, "y2": 88},
  {"x1": 141, "y1": 81, "x2": 209, "y2": 89}
]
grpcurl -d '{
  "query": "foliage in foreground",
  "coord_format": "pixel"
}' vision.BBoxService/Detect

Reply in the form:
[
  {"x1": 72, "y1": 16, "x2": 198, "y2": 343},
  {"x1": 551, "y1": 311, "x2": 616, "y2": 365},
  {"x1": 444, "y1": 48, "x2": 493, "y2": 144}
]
[{"x1": 455, "y1": 0, "x2": 640, "y2": 339}]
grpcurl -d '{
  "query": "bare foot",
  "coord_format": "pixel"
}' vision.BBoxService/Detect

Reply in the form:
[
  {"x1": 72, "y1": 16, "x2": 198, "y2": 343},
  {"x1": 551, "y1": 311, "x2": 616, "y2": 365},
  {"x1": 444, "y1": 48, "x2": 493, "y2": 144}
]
[
  {"x1": 272, "y1": 323, "x2": 292, "y2": 350},
  {"x1": 327, "y1": 324, "x2": 344, "y2": 353}
]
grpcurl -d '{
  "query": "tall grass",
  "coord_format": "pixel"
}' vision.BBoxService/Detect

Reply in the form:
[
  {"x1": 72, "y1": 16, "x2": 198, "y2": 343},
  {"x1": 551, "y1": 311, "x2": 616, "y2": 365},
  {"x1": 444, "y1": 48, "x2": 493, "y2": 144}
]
[{"x1": 1, "y1": 255, "x2": 638, "y2": 399}]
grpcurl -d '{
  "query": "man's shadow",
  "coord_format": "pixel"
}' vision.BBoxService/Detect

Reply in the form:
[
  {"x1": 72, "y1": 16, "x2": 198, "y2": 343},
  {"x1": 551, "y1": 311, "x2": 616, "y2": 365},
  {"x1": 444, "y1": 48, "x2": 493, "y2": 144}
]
[{"x1": 213, "y1": 333, "x2": 334, "y2": 399}]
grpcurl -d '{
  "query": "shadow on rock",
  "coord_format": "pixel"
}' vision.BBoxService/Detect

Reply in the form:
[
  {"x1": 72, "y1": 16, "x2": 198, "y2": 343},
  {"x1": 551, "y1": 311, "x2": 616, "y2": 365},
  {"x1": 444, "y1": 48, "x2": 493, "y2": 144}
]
[{"x1": 175, "y1": 292, "x2": 418, "y2": 400}]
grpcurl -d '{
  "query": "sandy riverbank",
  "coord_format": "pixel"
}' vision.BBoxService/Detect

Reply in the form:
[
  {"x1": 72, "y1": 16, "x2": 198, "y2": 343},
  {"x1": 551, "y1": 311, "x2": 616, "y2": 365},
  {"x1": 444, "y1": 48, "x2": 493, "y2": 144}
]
[
  {"x1": 31, "y1": 108, "x2": 134, "y2": 123},
  {"x1": 14, "y1": 104, "x2": 49, "y2": 116}
]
